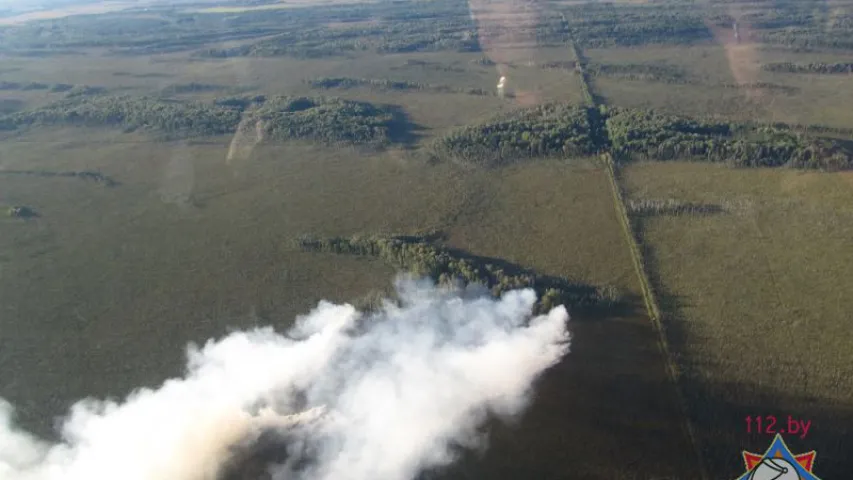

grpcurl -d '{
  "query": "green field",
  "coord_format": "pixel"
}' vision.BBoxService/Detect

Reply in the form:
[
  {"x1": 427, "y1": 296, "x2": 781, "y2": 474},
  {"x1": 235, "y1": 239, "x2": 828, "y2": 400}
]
[
  {"x1": 2, "y1": 0, "x2": 853, "y2": 478},
  {"x1": 0, "y1": 127, "x2": 697, "y2": 477},
  {"x1": 622, "y1": 161, "x2": 853, "y2": 475}
]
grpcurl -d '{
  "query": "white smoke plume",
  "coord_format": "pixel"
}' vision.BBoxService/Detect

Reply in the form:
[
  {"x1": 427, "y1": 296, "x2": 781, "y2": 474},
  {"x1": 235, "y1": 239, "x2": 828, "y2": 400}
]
[{"x1": 0, "y1": 277, "x2": 570, "y2": 480}]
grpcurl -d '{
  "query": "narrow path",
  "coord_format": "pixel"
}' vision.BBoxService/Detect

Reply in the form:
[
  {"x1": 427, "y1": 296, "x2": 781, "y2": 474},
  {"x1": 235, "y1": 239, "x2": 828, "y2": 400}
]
[{"x1": 569, "y1": 38, "x2": 710, "y2": 479}]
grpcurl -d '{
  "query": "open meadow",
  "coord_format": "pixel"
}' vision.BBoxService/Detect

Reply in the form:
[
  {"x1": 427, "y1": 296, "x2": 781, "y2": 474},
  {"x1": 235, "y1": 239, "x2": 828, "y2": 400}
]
[{"x1": 621, "y1": 161, "x2": 853, "y2": 475}]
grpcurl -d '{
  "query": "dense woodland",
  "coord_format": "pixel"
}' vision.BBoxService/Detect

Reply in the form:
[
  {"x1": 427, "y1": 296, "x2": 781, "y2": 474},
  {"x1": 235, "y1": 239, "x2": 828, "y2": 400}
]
[
  {"x1": 2, "y1": 0, "x2": 853, "y2": 57},
  {"x1": 605, "y1": 108, "x2": 853, "y2": 170},
  {"x1": 431, "y1": 104, "x2": 853, "y2": 170},
  {"x1": 297, "y1": 234, "x2": 620, "y2": 314},
  {"x1": 709, "y1": 0, "x2": 853, "y2": 50},
  {"x1": 431, "y1": 104, "x2": 606, "y2": 166},
  {"x1": 1, "y1": 95, "x2": 244, "y2": 137},
  {"x1": 251, "y1": 96, "x2": 398, "y2": 146},
  {"x1": 0, "y1": 95, "x2": 401, "y2": 146},
  {"x1": 543, "y1": 5, "x2": 715, "y2": 48}
]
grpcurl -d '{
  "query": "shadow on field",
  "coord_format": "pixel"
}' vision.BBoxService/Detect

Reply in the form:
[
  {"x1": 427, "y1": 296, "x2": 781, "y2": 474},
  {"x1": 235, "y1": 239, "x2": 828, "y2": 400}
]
[
  {"x1": 683, "y1": 377, "x2": 853, "y2": 479},
  {"x1": 385, "y1": 104, "x2": 426, "y2": 147},
  {"x1": 637, "y1": 220, "x2": 853, "y2": 479},
  {"x1": 442, "y1": 245, "x2": 628, "y2": 320},
  {"x1": 419, "y1": 297, "x2": 700, "y2": 480}
]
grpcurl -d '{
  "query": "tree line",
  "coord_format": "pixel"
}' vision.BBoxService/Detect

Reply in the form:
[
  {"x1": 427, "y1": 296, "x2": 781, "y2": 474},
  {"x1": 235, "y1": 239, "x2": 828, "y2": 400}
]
[
  {"x1": 605, "y1": 108, "x2": 852, "y2": 170},
  {"x1": 195, "y1": 20, "x2": 480, "y2": 59},
  {"x1": 559, "y1": 4, "x2": 713, "y2": 48},
  {"x1": 430, "y1": 103, "x2": 853, "y2": 170},
  {"x1": 707, "y1": 0, "x2": 853, "y2": 51},
  {"x1": 431, "y1": 104, "x2": 607, "y2": 166},
  {"x1": 0, "y1": 169, "x2": 117, "y2": 187},
  {"x1": 626, "y1": 199, "x2": 725, "y2": 217},
  {"x1": 0, "y1": 95, "x2": 402, "y2": 146},
  {"x1": 306, "y1": 77, "x2": 491, "y2": 96},
  {"x1": 252, "y1": 96, "x2": 398, "y2": 146},
  {"x1": 0, "y1": 81, "x2": 104, "y2": 95},
  {"x1": 2, "y1": 95, "x2": 244, "y2": 137},
  {"x1": 585, "y1": 63, "x2": 695, "y2": 85},
  {"x1": 297, "y1": 233, "x2": 620, "y2": 314},
  {"x1": 763, "y1": 62, "x2": 853, "y2": 74}
]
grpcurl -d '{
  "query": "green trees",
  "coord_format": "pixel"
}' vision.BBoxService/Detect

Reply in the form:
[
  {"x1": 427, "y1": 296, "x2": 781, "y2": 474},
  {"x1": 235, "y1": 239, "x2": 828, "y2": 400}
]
[
  {"x1": 297, "y1": 234, "x2": 620, "y2": 314},
  {"x1": 605, "y1": 108, "x2": 853, "y2": 170},
  {"x1": 306, "y1": 77, "x2": 490, "y2": 96},
  {"x1": 431, "y1": 104, "x2": 607, "y2": 166},
  {"x1": 2, "y1": 95, "x2": 401, "y2": 146},
  {"x1": 7, "y1": 96, "x2": 243, "y2": 137},
  {"x1": 586, "y1": 63, "x2": 694, "y2": 84},
  {"x1": 431, "y1": 104, "x2": 852, "y2": 170},
  {"x1": 763, "y1": 62, "x2": 853, "y2": 74},
  {"x1": 561, "y1": 4, "x2": 713, "y2": 47},
  {"x1": 253, "y1": 96, "x2": 397, "y2": 146},
  {"x1": 626, "y1": 199, "x2": 724, "y2": 217}
]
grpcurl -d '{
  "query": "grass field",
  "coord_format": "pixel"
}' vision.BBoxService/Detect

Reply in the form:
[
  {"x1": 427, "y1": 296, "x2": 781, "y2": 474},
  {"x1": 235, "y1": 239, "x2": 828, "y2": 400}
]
[
  {"x1": 0, "y1": 127, "x2": 697, "y2": 478},
  {"x1": 622, "y1": 161, "x2": 853, "y2": 475},
  {"x1": 586, "y1": 43, "x2": 853, "y2": 129}
]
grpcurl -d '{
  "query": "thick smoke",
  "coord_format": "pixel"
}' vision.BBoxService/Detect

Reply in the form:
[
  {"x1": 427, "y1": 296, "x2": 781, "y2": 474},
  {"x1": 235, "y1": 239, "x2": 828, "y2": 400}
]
[{"x1": 0, "y1": 277, "x2": 570, "y2": 480}]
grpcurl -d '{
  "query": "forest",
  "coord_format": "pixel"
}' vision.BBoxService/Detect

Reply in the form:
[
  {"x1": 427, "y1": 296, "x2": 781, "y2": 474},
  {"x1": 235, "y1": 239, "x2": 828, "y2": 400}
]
[
  {"x1": 559, "y1": 4, "x2": 713, "y2": 47},
  {"x1": 2, "y1": 0, "x2": 853, "y2": 58},
  {"x1": 605, "y1": 108, "x2": 853, "y2": 169},
  {"x1": 430, "y1": 103, "x2": 853, "y2": 170},
  {"x1": 297, "y1": 233, "x2": 620, "y2": 314},
  {"x1": 4, "y1": 89, "x2": 849, "y2": 170},
  {"x1": 0, "y1": 0, "x2": 746, "y2": 58},
  {"x1": 0, "y1": 95, "x2": 402, "y2": 146},
  {"x1": 251, "y1": 96, "x2": 399, "y2": 146},
  {"x1": 431, "y1": 104, "x2": 607, "y2": 166},
  {"x1": 708, "y1": 0, "x2": 853, "y2": 50}
]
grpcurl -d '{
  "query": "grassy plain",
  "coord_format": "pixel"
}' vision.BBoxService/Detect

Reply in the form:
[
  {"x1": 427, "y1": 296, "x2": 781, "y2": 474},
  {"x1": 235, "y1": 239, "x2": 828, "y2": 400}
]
[
  {"x1": 0, "y1": 125, "x2": 697, "y2": 477},
  {"x1": 622, "y1": 161, "x2": 853, "y2": 475},
  {"x1": 586, "y1": 43, "x2": 853, "y2": 129}
]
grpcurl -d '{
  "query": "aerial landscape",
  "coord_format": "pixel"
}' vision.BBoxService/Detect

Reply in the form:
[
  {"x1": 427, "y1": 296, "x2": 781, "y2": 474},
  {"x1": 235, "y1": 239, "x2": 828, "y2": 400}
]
[{"x1": 0, "y1": 0, "x2": 852, "y2": 478}]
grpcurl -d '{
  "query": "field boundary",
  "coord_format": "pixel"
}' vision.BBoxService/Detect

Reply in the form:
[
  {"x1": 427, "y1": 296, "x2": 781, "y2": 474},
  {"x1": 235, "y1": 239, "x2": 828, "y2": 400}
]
[
  {"x1": 570, "y1": 37, "x2": 709, "y2": 479},
  {"x1": 602, "y1": 151, "x2": 709, "y2": 480}
]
